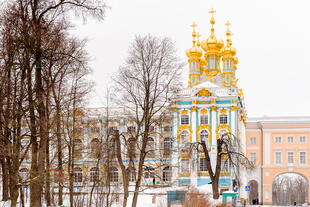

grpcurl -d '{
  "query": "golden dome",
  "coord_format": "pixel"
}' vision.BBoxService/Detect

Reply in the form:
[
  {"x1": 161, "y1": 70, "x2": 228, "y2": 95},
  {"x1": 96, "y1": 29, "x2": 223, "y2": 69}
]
[
  {"x1": 201, "y1": 8, "x2": 224, "y2": 52},
  {"x1": 221, "y1": 21, "x2": 237, "y2": 57},
  {"x1": 186, "y1": 23, "x2": 202, "y2": 58}
]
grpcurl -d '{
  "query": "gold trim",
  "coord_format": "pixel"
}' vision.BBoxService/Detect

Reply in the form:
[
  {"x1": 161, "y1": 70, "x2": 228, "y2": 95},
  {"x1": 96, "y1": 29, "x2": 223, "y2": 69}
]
[
  {"x1": 191, "y1": 106, "x2": 197, "y2": 112},
  {"x1": 231, "y1": 106, "x2": 236, "y2": 111},
  {"x1": 219, "y1": 108, "x2": 227, "y2": 114},
  {"x1": 200, "y1": 108, "x2": 208, "y2": 114},
  {"x1": 181, "y1": 109, "x2": 189, "y2": 115},
  {"x1": 211, "y1": 106, "x2": 217, "y2": 111},
  {"x1": 196, "y1": 88, "x2": 212, "y2": 97}
]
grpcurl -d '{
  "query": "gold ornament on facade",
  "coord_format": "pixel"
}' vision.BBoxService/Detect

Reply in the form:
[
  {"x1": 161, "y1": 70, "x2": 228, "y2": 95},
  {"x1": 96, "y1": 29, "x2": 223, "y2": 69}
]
[
  {"x1": 211, "y1": 99, "x2": 216, "y2": 104},
  {"x1": 211, "y1": 106, "x2": 217, "y2": 111},
  {"x1": 219, "y1": 108, "x2": 228, "y2": 114},
  {"x1": 191, "y1": 106, "x2": 197, "y2": 112},
  {"x1": 231, "y1": 106, "x2": 236, "y2": 111},
  {"x1": 173, "y1": 107, "x2": 178, "y2": 112},
  {"x1": 196, "y1": 88, "x2": 212, "y2": 97},
  {"x1": 192, "y1": 99, "x2": 197, "y2": 104},
  {"x1": 181, "y1": 109, "x2": 189, "y2": 115},
  {"x1": 200, "y1": 108, "x2": 208, "y2": 114}
]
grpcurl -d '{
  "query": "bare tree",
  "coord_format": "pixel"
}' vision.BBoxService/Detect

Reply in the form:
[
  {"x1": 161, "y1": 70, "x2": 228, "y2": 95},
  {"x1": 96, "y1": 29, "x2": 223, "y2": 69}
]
[
  {"x1": 200, "y1": 132, "x2": 252, "y2": 199},
  {"x1": 113, "y1": 34, "x2": 184, "y2": 207}
]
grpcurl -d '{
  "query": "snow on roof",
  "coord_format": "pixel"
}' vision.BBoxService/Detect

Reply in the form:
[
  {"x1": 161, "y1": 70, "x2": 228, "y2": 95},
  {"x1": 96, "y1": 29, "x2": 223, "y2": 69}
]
[{"x1": 194, "y1": 81, "x2": 219, "y2": 89}]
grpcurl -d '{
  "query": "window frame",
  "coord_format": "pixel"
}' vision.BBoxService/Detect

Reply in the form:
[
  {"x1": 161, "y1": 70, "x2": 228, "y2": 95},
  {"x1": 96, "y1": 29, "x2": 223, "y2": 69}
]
[
  {"x1": 275, "y1": 151, "x2": 282, "y2": 164},
  {"x1": 287, "y1": 136, "x2": 294, "y2": 144},
  {"x1": 181, "y1": 114, "x2": 189, "y2": 125},
  {"x1": 300, "y1": 136, "x2": 307, "y2": 144},
  {"x1": 287, "y1": 152, "x2": 294, "y2": 164},
  {"x1": 200, "y1": 114, "x2": 208, "y2": 125},
  {"x1": 219, "y1": 114, "x2": 228, "y2": 125},
  {"x1": 181, "y1": 159, "x2": 190, "y2": 174},
  {"x1": 199, "y1": 158, "x2": 208, "y2": 172},
  {"x1": 275, "y1": 136, "x2": 282, "y2": 144},
  {"x1": 300, "y1": 152, "x2": 306, "y2": 164},
  {"x1": 250, "y1": 152, "x2": 256, "y2": 165},
  {"x1": 250, "y1": 137, "x2": 256, "y2": 145}
]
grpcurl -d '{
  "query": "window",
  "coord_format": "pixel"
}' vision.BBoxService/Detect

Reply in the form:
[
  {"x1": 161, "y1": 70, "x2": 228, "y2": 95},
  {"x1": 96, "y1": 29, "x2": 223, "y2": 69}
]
[
  {"x1": 128, "y1": 168, "x2": 136, "y2": 182},
  {"x1": 144, "y1": 167, "x2": 155, "y2": 179},
  {"x1": 209, "y1": 57, "x2": 215, "y2": 69},
  {"x1": 108, "y1": 126, "x2": 118, "y2": 134},
  {"x1": 181, "y1": 131, "x2": 189, "y2": 149},
  {"x1": 127, "y1": 137, "x2": 136, "y2": 158},
  {"x1": 200, "y1": 158, "x2": 208, "y2": 172},
  {"x1": 90, "y1": 167, "x2": 99, "y2": 182},
  {"x1": 200, "y1": 130, "x2": 208, "y2": 144},
  {"x1": 110, "y1": 167, "x2": 118, "y2": 182},
  {"x1": 163, "y1": 166, "x2": 171, "y2": 182},
  {"x1": 19, "y1": 168, "x2": 29, "y2": 183},
  {"x1": 219, "y1": 114, "x2": 228, "y2": 125},
  {"x1": 21, "y1": 139, "x2": 30, "y2": 153},
  {"x1": 287, "y1": 136, "x2": 294, "y2": 144},
  {"x1": 265, "y1": 190, "x2": 269, "y2": 199},
  {"x1": 275, "y1": 152, "x2": 282, "y2": 164},
  {"x1": 225, "y1": 60, "x2": 231, "y2": 69},
  {"x1": 250, "y1": 137, "x2": 256, "y2": 144},
  {"x1": 181, "y1": 114, "x2": 189, "y2": 125},
  {"x1": 127, "y1": 126, "x2": 136, "y2": 133},
  {"x1": 300, "y1": 152, "x2": 306, "y2": 164},
  {"x1": 221, "y1": 158, "x2": 229, "y2": 172},
  {"x1": 90, "y1": 138, "x2": 100, "y2": 157},
  {"x1": 74, "y1": 167, "x2": 83, "y2": 182},
  {"x1": 250, "y1": 153, "x2": 256, "y2": 165},
  {"x1": 164, "y1": 137, "x2": 171, "y2": 155},
  {"x1": 91, "y1": 127, "x2": 100, "y2": 133},
  {"x1": 287, "y1": 152, "x2": 294, "y2": 164},
  {"x1": 74, "y1": 139, "x2": 83, "y2": 157},
  {"x1": 110, "y1": 138, "x2": 117, "y2": 154},
  {"x1": 200, "y1": 115, "x2": 208, "y2": 125},
  {"x1": 275, "y1": 136, "x2": 282, "y2": 144},
  {"x1": 181, "y1": 159, "x2": 189, "y2": 174},
  {"x1": 164, "y1": 126, "x2": 172, "y2": 132},
  {"x1": 300, "y1": 136, "x2": 306, "y2": 144},
  {"x1": 146, "y1": 137, "x2": 155, "y2": 154}
]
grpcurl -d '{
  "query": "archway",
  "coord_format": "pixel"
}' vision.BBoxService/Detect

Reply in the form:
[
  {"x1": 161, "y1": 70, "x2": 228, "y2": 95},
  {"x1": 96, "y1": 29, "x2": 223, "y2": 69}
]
[
  {"x1": 248, "y1": 180, "x2": 259, "y2": 204},
  {"x1": 272, "y1": 172, "x2": 309, "y2": 205}
]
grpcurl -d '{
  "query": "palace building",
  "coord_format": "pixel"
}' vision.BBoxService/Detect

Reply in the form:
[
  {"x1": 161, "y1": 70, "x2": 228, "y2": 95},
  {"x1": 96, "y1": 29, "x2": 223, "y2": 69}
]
[{"x1": 17, "y1": 8, "x2": 310, "y2": 206}]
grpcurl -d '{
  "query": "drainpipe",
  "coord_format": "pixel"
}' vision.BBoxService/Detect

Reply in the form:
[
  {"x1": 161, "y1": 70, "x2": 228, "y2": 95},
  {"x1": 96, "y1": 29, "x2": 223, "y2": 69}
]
[{"x1": 257, "y1": 121, "x2": 263, "y2": 205}]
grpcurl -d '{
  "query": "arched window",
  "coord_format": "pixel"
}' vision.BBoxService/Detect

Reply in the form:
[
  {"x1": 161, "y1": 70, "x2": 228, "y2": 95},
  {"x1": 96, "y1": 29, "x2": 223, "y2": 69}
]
[
  {"x1": 74, "y1": 167, "x2": 83, "y2": 182},
  {"x1": 163, "y1": 166, "x2": 172, "y2": 182},
  {"x1": 219, "y1": 114, "x2": 228, "y2": 125},
  {"x1": 128, "y1": 167, "x2": 136, "y2": 182},
  {"x1": 19, "y1": 168, "x2": 29, "y2": 182},
  {"x1": 200, "y1": 114, "x2": 208, "y2": 125},
  {"x1": 90, "y1": 138, "x2": 100, "y2": 157},
  {"x1": 110, "y1": 167, "x2": 118, "y2": 182},
  {"x1": 110, "y1": 137, "x2": 117, "y2": 154},
  {"x1": 181, "y1": 114, "x2": 189, "y2": 125},
  {"x1": 200, "y1": 130, "x2": 208, "y2": 144},
  {"x1": 146, "y1": 137, "x2": 154, "y2": 153},
  {"x1": 181, "y1": 131, "x2": 189, "y2": 149},
  {"x1": 164, "y1": 137, "x2": 172, "y2": 155},
  {"x1": 74, "y1": 139, "x2": 83, "y2": 157},
  {"x1": 90, "y1": 167, "x2": 99, "y2": 182},
  {"x1": 209, "y1": 57, "x2": 216, "y2": 69},
  {"x1": 144, "y1": 167, "x2": 155, "y2": 179}
]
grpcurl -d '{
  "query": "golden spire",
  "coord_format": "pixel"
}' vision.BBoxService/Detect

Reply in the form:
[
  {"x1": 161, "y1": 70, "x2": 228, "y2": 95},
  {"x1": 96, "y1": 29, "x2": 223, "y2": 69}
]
[
  {"x1": 196, "y1": 32, "x2": 201, "y2": 47},
  {"x1": 190, "y1": 22, "x2": 197, "y2": 47},
  {"x1": 225, "y1": 20, "x2": 232, "y2": 47},
  {"x1": 209, "y1": 8, "x2": 216, "y2": 38}
]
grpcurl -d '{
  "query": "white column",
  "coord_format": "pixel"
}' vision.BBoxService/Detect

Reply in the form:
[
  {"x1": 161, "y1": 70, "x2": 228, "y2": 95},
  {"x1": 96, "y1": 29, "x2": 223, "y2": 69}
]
[
  {"x1": 211, "y1": 106, "x2": 217, "y2": 172},
  {"x1": 191, "y1": 107, "x2": 197, "y2": 143},
  {"x1": 171, "y1": 108, "x2": 179, "y2": 183}
]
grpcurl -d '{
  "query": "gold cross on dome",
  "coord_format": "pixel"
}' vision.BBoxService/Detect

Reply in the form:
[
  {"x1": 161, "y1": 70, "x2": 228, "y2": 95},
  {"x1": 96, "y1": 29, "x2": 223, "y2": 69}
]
[
  {"x1": 196, "y1": 32, "x2": 201, "y2": 39},
  {"x1": 225, "y1": 20, "x2": 231, "y2": 29},
  {"x1": 190, "y1": 22, "x2": 197, "y2": 29},
  {"x1": 209, "y1": 8, "x2": 216, "y2": 15}
]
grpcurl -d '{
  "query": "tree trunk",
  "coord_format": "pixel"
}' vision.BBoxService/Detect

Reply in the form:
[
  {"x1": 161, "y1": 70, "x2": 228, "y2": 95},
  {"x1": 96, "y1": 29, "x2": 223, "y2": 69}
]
[{"x1": 0, "y1": 158, "x2": 9, "y2": 201}]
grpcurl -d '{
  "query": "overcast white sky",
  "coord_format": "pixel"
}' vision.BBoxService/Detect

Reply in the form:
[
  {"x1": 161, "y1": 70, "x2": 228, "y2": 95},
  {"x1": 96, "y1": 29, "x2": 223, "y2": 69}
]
[{"x1": 72, "y1": 0, "x2": 310, "y2": 117}]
